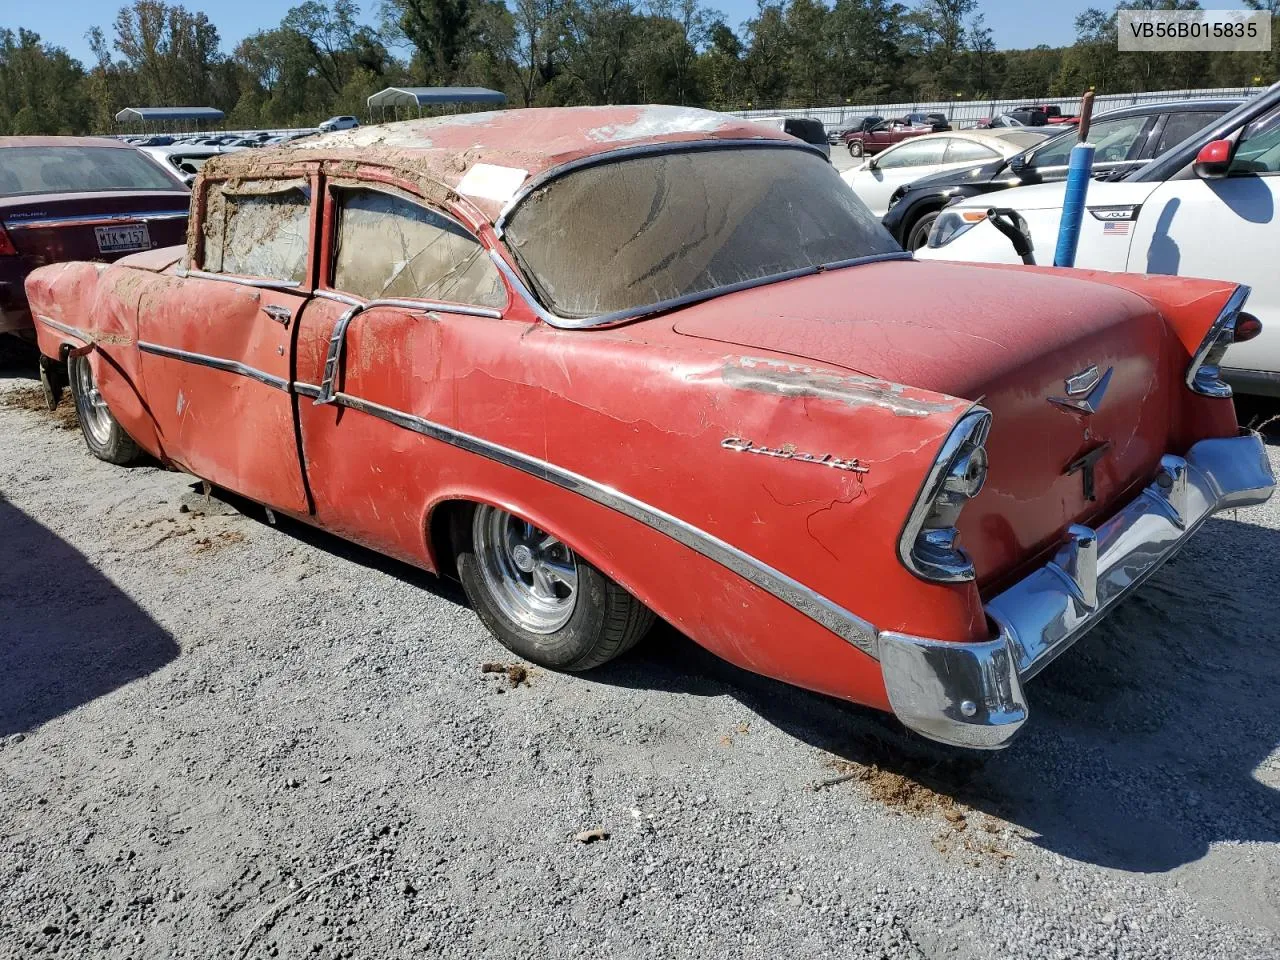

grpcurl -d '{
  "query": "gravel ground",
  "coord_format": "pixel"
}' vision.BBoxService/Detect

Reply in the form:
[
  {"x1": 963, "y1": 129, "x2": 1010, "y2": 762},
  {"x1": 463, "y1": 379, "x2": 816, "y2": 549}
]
[{"x1": 2, "y1": 351, "x2": 1279, "y2": 960}]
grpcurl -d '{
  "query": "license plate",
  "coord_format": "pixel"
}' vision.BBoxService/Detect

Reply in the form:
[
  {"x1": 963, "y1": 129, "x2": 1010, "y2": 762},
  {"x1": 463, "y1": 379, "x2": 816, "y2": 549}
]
[{"x1": 95, "y1": 223, "x2": 150, "y2": 254}]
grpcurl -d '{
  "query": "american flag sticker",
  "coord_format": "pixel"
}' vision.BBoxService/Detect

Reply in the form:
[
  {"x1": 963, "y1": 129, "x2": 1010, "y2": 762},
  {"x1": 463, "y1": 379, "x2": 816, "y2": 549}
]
[{"x1": 1103, "y1": 221, "x2": 1131, "y2": 236}]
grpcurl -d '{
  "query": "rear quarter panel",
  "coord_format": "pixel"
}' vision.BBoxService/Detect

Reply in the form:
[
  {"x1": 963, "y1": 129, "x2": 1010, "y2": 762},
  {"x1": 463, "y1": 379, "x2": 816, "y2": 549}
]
[{"x1": 26, "y1": 261, "x2": 162, "y2": 457}]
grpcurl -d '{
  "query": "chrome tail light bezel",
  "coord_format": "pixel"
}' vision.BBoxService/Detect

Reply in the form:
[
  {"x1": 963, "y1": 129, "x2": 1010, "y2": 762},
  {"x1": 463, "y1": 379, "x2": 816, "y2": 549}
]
[
  {"x1": 1186, "y1": 285, "x2": 1252, "y2": 398},
  {"x1": 898, "y1": 406, "x2": 992, "y2": 583}
]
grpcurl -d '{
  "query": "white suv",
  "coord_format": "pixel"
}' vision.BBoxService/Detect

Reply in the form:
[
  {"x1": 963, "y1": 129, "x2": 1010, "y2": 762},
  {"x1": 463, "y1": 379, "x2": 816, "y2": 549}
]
[
  {"x1": 919, "y1": 83, "x2": 1280, "y2": 397},
  {"x1": 318, "y1": 116, "x2": 360, "y2": 133}
]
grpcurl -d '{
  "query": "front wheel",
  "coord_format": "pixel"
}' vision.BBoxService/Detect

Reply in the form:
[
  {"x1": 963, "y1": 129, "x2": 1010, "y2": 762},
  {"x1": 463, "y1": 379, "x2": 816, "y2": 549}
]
[
  {"x1": 848, "y1": 140, "x2": 864, "y2": 158},
  {"x1": 906, "y1": 210, "x2": 941, "y2": 252},
  {"x1": 454, "y1": 503, "x2": 654, "y2": 672},
  {"x1": 67, "y1": 353, "x2": 141, "y2": 465}
]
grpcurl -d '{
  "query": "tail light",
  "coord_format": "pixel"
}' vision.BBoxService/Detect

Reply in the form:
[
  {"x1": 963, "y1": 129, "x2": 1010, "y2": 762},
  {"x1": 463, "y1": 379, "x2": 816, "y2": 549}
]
[
  {"x1": 0, "y1": 224, "x2": 16, "y2": 257},
  {"x1": 899, "y1": 408, "x2": 992, "y2": 583},
  {"x1": 1186, "y1": 286, "x2": 1256, "y2": 398}
]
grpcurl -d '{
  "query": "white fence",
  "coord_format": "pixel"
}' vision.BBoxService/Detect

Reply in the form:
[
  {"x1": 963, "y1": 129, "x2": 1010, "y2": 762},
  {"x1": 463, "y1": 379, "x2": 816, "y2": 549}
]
[{"x1": 729, "y1": 87, "x2": 1265, "y2": 129}]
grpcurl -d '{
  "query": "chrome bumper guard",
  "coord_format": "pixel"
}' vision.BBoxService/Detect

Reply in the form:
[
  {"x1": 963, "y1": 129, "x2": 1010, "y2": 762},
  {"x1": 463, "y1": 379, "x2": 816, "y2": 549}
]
[{"x1": 879, "y1": 431, "x2": 1274, "y2": 749}]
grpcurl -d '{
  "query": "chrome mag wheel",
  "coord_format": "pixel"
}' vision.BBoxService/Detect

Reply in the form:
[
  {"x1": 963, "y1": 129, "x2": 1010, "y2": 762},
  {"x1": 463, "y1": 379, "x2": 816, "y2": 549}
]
[
  {"x1": 71, "y1": 355, "x2": 113, "y2": 447},
  {"x1": 473, "y1": 505, "x2": 580, "y2": 634}
]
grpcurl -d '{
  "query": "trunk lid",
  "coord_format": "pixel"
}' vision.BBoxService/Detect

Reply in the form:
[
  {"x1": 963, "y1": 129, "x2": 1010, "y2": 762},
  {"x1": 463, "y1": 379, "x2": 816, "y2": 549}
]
[
  {"x1": 669, "y1": 258, "x2": 1180, "y2": 588},
  {"x1": 1, "y1": 191, "x2": 189, "y2": 267}
]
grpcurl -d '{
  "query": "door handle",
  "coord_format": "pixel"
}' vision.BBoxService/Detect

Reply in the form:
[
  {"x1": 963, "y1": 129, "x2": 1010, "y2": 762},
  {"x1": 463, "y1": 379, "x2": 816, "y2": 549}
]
[{"x1": 262, "y1": 304, "x2": 292, "y2": 328}]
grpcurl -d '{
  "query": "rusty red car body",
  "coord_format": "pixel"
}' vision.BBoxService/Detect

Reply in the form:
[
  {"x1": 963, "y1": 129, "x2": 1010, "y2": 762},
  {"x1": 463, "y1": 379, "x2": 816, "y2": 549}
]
[
  {"x1": 25, "y1": 106, "x2": 1275, "y2": 748},
  {"x1": 0, "y1": 136, "x2": 189, "y2": 338}
]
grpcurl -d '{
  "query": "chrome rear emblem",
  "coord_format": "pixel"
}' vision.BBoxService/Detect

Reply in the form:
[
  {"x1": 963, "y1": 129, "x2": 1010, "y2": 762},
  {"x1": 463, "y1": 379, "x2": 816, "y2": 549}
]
[{"x1": 1049, "y1": 365, "x2": 1113, "y2": 415}]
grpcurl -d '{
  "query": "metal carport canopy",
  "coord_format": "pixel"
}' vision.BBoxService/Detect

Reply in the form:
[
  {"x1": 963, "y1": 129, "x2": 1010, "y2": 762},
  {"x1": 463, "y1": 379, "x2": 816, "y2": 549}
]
[
  {"x1": 366, "y1": 87, "x2": 507, "y2": 109},
  {"x1": 114, "y1": 106, "x2": 226, "y2": 123}
]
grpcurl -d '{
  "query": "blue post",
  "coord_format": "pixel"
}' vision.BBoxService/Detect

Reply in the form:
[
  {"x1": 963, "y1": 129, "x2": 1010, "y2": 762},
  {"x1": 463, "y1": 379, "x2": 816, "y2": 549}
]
[{"x1": 1053, "y1": 141, "x2": 1096, "y2": 268}]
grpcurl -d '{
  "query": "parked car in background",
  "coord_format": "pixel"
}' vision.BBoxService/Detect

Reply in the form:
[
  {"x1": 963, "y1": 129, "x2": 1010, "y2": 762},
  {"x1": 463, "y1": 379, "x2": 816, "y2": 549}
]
[
  {"x1": 24, "y1": 105, "x2": 1274, "y2": 748},
  {"x1": 841, "y1": 130, "x2": 1045, "y2": 218},
  {"x1": 883, "y1": 98, "x2": 1243, "y2": 249},
  {"x1": 920, "y1": 82, "x2": 1280, "y2": 397},
  {"x1": 138, "y1": 145, "x2": 231, "y2": 185},
  {"x1": 979, "y1": 113, "x2": 1044, "y2": 129},
  {"x1": 318, "y1": 115, "x2": 360, "y2": 132},
  {"x1": 843, "y1": 118, "x2": 936, "y2": 158},
  {"x1": 0, "y1": 136, "x2": 188, "y2": 343},
  {"x1": 749, "y1": 116, "x2": 830, "y2": 160}
]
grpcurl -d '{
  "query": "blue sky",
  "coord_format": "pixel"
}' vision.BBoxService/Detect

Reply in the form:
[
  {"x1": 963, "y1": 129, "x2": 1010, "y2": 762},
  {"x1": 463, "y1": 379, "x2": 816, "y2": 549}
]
[{"x1": 3, "y1": 0, "x2": 1261, "y2": 65}]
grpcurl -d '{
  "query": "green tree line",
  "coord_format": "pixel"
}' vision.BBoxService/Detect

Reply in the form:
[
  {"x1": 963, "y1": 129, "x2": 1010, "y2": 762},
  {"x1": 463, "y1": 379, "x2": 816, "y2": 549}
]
[{"x1": 1, "y1": 0, "x2": 1276, "y2": 135}]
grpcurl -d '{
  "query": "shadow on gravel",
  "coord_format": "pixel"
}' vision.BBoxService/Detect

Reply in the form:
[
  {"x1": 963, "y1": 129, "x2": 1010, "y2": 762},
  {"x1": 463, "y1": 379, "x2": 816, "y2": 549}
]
[
  {"x1": 0, "y1": 496, "x2": 179, "y2": 736},
  {"x1": 589, "y1": 512, "x2": 1280, "y2": 874}
]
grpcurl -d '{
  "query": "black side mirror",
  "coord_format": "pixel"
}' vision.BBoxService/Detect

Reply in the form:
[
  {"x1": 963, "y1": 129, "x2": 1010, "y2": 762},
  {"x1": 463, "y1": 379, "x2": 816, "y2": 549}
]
[{"x1": 1008, "y1": 155, "x2": 1027, "y2": 175}]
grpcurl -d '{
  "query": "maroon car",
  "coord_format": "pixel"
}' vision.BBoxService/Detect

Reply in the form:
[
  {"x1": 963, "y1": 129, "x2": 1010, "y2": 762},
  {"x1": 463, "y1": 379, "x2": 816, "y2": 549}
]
[
  {"x1": 842, "y1": 119, "x2": 938, "y2": 158},
  {"x1": 0, "y1": 137, "x2": 189, "y2": 340}
]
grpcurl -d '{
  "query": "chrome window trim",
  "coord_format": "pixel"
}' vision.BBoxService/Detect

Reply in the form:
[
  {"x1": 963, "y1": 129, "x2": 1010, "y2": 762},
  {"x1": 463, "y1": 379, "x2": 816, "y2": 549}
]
[
  {"x1": 489, "y1": 138, "x2": 911, "y2": 331},
  {"x1": 137, "y1": 340, "x2": 290, "y2": 392},
  {"x1": 4, "y1": 210, "x2": 188, "y2": 230},
  {"x1": 311, "y1": 286, "x2": 503, "y2": 319}
]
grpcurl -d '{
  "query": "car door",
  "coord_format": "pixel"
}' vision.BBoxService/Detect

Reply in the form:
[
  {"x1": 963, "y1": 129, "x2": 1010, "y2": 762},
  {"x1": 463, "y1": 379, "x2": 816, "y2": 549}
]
[
  {"x1": 293, "y1": 179, "x2": 510, "y2": 564},
  {"x1": 854, "y1": 138, "x2": 948, "y2": 217},
  {"x1": 1127, "y1": 103, "x2": 1280, "y2": 380},
  {"x1": 137, "y1": 175, "x2": 313, "y2": 514}
]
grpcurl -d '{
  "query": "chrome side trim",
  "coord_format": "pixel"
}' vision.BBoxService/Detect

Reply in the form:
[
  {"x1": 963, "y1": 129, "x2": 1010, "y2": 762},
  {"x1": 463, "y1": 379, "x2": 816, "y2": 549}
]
[
  {"x1": 174, "y1": 267, "x2": 304, "y2": 293},
  {"x1": 313, "y1": 386, "x2": 879, "y2": 656},
  {"x1": 35, "y1": 315, "x2": 93, "y2": 343},
  {"x1": 883, "y1": 430, "x2": 1274, "y2": 749},
  {"x1": 4, "y1": 210, "x2": 188, "y2": 230},
  {"x1": 137, "y1": 341, "x2": 289, "y2": 392}
]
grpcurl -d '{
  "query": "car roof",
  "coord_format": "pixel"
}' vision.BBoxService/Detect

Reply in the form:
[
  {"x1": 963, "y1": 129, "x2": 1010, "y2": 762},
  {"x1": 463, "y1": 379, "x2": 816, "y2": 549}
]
[
  {"x1": 1090, "y1": 98, "x2": 1244, "y2": 119},
  {"x1": 0, "y1": 136, "x2": 133, "y2": 150},
  {"x1": 208, "y1": 105, "x2": 798, "y2": 223}
]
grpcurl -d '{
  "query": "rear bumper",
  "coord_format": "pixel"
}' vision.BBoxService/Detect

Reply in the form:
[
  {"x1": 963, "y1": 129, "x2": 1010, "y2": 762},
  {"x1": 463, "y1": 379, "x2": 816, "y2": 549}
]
[{"x1": 879, "y1": 431, "x2": 1274, "y2": 749}]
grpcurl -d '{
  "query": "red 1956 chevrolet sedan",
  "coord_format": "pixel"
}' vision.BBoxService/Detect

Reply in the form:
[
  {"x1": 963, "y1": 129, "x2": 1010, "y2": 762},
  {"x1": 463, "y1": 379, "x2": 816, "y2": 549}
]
[{"x1": 24, "y1": 106, "x2": 1274, "y2": 748}]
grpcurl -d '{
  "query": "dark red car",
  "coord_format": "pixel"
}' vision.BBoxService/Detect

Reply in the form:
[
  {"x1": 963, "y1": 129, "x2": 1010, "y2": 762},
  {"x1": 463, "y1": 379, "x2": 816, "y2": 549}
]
[
  {"x1": 0, "y1": 136, "x2": 189, "y2": 340},
  {"x1": 842, "y1": 118, "x2": 939, "y2": 158}
]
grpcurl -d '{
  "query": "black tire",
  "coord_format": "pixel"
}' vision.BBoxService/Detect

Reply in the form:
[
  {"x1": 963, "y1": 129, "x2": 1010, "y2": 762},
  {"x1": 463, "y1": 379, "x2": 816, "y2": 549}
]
[
  {"x1": 66, "y1": 353, "x2": 141, "y2": 465},
  {"x1": 848, "y1": 140, "x2": 864, "y2": 158},
  {"x1": 906, "y1": 210, "x2": 941, "y2": 251},
  {"x1": 453, "y1": 503, "x2": 654, "y2": 672}
]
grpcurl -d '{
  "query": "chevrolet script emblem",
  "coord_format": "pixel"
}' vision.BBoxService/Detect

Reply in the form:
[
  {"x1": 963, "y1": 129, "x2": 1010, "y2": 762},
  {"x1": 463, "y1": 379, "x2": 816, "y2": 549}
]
[{"x1": 1048, "y1": 365, "x2": 1113, "y2": 415}]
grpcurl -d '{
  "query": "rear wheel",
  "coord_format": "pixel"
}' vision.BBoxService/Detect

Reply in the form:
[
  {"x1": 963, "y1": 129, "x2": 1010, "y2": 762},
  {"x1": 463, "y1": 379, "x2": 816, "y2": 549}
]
[
  {"x1": 906, "y1": 210, "x2": 941, "y2": 251},
  {"x1": 454, "y1": 503, "x2": 654, "y2": 671},
  {"x1": 67, "y1": 353, "x2": 140, "y2": 465}
]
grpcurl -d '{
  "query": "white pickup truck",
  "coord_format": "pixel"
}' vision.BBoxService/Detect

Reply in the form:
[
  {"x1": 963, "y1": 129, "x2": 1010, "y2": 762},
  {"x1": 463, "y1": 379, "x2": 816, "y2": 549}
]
[{"x1": 918, "y1": 83, "x2": 1280, "y2": 397}]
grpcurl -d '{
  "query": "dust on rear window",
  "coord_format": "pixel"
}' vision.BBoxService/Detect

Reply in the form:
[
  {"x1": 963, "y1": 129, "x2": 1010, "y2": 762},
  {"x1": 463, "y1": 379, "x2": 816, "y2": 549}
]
[
  {"x1": 502, "y1": 146, "x2": 899, "y2": 319},
  {"x1": 0, "y1": 147, "x2": 181, "y2": 196}
]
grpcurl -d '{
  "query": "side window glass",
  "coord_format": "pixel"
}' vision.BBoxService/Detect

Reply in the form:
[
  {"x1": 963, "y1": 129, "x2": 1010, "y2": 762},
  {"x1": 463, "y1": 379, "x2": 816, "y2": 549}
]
[
  {"x1": 331, "y1": 189, "x2": 506, "y2": 307},
  {"x1": 1155, "y1": 112, "x2": 1221, "y2": 155},
  {"x1": 944, "y1": 140, "x2": 999, "y2": 163},
  {"x1": 202, "y1": 179, "x2": 310, "y2": 282},
  {"x1": 876, "y1": 139, "x2": 946, "y2": 169},
  {"x1": 1230, "y1": 106, "x2": 1280, "y2": 175}
]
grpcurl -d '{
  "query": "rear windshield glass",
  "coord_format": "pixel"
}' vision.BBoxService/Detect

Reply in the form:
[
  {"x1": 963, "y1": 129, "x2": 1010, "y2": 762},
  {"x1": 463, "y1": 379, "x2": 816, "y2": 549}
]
[
  {"x1": 502, "y1": 146, "x2": 899, "y2": 319},
  {"x1": 783, "y1": 118, "x2": 826, "y2": 145},
  {"x1": 0, "y1": 146, "x2": 180, "y2": 196}
]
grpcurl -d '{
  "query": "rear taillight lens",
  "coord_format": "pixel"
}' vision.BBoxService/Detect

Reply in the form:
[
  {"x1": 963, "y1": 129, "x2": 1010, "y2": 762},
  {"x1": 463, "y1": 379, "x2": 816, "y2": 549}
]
[
  {"x1": 0, "y1": 225, "x2": 16, "y2": 256},
  {"x1": 899, "y1": 408, "x2": 992, "y2": 583},
  {"x1": 1186, "y1": 286, "x2": 1256, "y2": 398}
]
